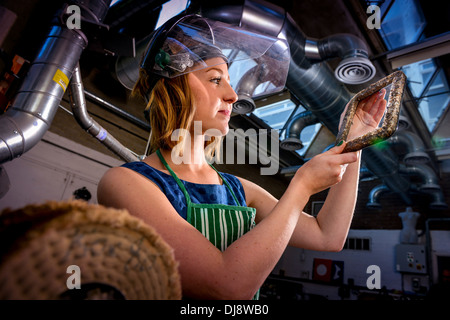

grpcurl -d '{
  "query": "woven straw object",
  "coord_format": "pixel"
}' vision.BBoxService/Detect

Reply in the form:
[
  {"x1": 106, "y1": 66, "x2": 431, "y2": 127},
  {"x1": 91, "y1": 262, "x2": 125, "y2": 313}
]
[{"x1": 0, "y1": 200, "x2": 181, "y2": 300}]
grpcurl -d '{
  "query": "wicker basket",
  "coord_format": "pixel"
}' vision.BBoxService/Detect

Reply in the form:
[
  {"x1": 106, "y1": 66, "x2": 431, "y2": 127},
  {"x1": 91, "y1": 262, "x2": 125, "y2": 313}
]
[{"x1": 0, "y1": 200, "x2": 181, "y2": 300}]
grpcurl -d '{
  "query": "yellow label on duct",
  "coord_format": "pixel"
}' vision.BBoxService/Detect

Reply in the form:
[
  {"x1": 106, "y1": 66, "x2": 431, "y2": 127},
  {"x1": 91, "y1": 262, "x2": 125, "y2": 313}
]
[{"x1": 52, "y1": 69, "x2": 69, "y2": 92}]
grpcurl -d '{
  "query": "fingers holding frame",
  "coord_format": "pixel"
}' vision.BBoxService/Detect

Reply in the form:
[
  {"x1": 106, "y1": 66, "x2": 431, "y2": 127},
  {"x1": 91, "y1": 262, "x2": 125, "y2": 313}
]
[{"x1": 335, "y1": 70, "x2": 407, "y2": 153}]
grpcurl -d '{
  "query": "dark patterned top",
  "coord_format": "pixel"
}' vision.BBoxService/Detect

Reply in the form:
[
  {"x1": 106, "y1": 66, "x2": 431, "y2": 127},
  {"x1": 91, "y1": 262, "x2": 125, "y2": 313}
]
[{"x1": 121, "y1": 161, "x2": 247, "y2": 220}]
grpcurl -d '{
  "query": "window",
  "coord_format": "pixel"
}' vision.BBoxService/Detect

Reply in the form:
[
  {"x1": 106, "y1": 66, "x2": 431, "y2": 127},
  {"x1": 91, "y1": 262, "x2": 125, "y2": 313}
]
[
  {"x1": 400, "y1": 58, "x2": 450, "y2": 132},
  {"x1": 378, "y1": 0, "x2": 426, "y2": 50},
  {"x1": 401, "y1": 58, "x2": 436, "y2": 97},
  {"x1": 155, "y1": 0, "x2": 190, "y2": 29},
  {"x1": 343, "y1": 237, "x2": 371, "y2": 251},
  {"x1": 376, "y1": 0, "x2": 450, "y2": 134},
  {"x1": 417, "y1": 69, "x2": 450, "y2": 132},
  {"x1": 252, "y1": 99, "x2": 322, "y2": 157}
]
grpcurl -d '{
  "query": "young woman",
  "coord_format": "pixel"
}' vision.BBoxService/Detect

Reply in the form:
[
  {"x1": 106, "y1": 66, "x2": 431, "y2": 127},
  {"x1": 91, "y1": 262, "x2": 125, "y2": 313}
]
[{"x1": 97, "y1": 15, "x2": 387, "y2": 299}]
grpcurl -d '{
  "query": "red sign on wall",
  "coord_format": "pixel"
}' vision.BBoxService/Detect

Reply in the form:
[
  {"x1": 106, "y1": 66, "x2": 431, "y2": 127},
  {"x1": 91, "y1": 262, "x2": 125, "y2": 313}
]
[{"x1": 313, "y1": 258, "x2": 344, "y2": 284}]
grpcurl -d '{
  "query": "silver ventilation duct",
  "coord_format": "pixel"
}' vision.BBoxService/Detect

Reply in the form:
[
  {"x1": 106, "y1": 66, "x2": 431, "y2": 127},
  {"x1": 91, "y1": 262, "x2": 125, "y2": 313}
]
[
  {"x1": 367, "y1": 183, "x2": 447, "y2": 211},
  {"x1": 0, "y1": 0, "x2": 112, "y2": 164},
  {"x1": 399, "y1": 164, "x2": 441, "y2": 192},
  {"x1": 366, "y1": 184, "x2": 390, "y2": 209},
  {"x1": 116, "y1": 34, "x2": 152, "y2": 90},
  {"x1": 427, "y1": 189, "x2": 448, "y2": 210},
  {"x1": 0, "y1": 26, "x2": 88, "y2": 164},
  {"x1": 367, "y1": 163, "x2": 447, "y2": 210},
  {"x1": 363, "y1": 147, "x2": 412, "y2": 204},
  {"x1": 388, "y1": 130, "x2": 431, "y2": 165},
  {"x1": 411, "y1": 184, "x2": 448, "y2": 210},
  {"x1": 233, "y1": 94, "x2": 256, "y2": 114},
  {"x1": 201, "y1": 0, "x2": 353, "y2": 129},
  {"x1": 280, "y1": 111, "x2": 318, "y2": 151},
  {"x1": 111, "y1": 0, "x2": 437, "y2": 207},
  {"x1": 69, "y1": 64, "x2": 139, "y2": 162},
  {"x1": 232, "y1": 64, "x2": 270, "y2": 114},
  {"x1": 307, "y1": 34, "x2": 376, "y2": 84},
  {"x1": 200, "y1": 0, "x2": 413, "y2": 204},
  {"x1": 397, "y1": 115, "x2": 411, "y2": 131}
]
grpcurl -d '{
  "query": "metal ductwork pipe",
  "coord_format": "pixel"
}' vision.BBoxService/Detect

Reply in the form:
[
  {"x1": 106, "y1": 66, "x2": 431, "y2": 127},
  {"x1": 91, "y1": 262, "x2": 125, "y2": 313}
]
[
  {"x1": 399, "y1": 163, "x2": 441, "y2": 192},
  {"x1": 112, "y1": 0, "x2": 413, "y2": 203},
  {"x1": 366, "y1": 184, "x2": 390, "y2": 209},
  {"x1": 69, "y1": 64, "x2": 139, "y2": 162},
  {"x1": 388, "y1": 130, "x2": 431, "y2": 165},
  {"x1": 363, "y1": 147, "x2": 412, "y2": 205},
  {"x1": 280, "y1": 111, "x2": 318, "y2": 151},
  {"x1": 0, "y1": 26, "x2": 87, "y2": 164},
  {"x1": 201, "y1": 0, "x2": 414, "y2": 203},
  {"x1": 397, "y1": 114, "x2": 411, "y2": 131},
  {"x1": 232, "y1": 63, "x2": 270, "y2": 114},
  {"x1": 427, "y1": 189, "x2": 448, "y2": 210},
  {"x1": 409, "y1": 184, "x2": 448, "y2": 210},
  {"x1": 116, "y1": 34, "x2": 152, "y2": 90},
  {"x1": 370, "y1": 164, "x2": 447, "y2": 209},
  {"x1": 366, "y1": 162, "x2": 447, "y2": 209},
  {"x1": 313, "y1": 34, "x2": 376, "y2": 84},
  {"x1": 0, "y1": 0, "x2": 112, "y2": 164},
  {"x1": 201, "y1": 0, "x2": 354, "y2": 131},
  {"x1": 207, "y1": 2, "x2": 376, "y2": 84}
]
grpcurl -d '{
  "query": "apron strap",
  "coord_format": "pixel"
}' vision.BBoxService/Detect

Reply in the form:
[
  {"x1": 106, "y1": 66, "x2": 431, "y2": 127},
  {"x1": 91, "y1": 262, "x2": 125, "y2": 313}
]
[
  {"x1": 208, "y1": 164, "x2": 241, "y2": 207},
  {"x1": 156, "y1": 149, "x2": 192, "y2": 205},
  {"x1": 155, "y1": 149, "x2": 241, "y2": 207}
]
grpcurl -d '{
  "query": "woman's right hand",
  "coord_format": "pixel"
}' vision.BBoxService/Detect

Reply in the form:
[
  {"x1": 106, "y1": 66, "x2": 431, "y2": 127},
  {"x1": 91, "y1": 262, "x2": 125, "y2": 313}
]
[{"x1": 292, "y1": 142, "x2": 358, "y2": 196}]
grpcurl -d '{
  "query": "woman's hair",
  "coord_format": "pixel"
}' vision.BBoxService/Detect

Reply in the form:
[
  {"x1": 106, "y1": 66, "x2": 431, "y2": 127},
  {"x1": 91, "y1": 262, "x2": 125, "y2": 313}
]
[{"x1": 132, "y1": 69, "x2": 222, "y2": 161}]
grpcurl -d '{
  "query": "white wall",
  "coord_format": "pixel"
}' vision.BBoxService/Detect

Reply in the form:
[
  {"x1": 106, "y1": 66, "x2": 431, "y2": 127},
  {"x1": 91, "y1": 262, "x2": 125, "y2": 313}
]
[
  {"x1": 0, "y1": 131, "x2": 123, "y2": 211},
  {"x1": 272, "y1": 229, "x2": 450, "y2": 300}
]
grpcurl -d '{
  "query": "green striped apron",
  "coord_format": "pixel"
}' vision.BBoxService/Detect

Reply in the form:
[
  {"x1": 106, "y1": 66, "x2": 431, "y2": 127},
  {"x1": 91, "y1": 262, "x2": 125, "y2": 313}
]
[{"x1": 156, "y1": 150, "x2": 259, "y2": 299}]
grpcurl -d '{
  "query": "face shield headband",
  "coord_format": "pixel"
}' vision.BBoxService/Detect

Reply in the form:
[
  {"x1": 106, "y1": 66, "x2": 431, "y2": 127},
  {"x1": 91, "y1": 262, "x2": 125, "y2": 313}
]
[{"x1": 139, "y1": 14, "x2": 290, "y2": 99}]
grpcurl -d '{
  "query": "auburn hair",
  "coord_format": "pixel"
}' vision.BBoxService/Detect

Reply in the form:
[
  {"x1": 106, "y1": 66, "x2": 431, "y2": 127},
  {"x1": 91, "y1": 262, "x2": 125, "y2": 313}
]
[{"x1": 132, "y1": 69, "x2": 222, "y2": 161}]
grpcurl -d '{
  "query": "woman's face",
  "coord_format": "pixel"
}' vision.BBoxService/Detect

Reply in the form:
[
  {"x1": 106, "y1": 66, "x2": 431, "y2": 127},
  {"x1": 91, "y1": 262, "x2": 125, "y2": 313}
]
[{"x1": 188, "y1": 57, "x2": 238, "y2": 136}]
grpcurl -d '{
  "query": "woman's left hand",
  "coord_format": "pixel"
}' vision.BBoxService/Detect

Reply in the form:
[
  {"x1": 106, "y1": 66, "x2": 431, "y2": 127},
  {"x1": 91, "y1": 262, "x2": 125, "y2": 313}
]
[{"x1": 340, "y1": 88, "x2": 387, "y2": 140}]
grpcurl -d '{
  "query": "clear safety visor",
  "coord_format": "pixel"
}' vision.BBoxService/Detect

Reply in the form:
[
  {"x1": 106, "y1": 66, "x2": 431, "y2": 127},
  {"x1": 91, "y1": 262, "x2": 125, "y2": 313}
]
[{"x1": 146, "y1": 15, "x2": 290, "y2": 99}]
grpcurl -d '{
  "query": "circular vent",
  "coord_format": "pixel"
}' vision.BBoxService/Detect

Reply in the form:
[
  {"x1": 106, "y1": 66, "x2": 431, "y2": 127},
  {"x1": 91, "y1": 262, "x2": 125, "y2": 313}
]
[
  {"x1": 419, "y1": 183, "x2": 441, "y2": 192},
  {"x1": 233, "y1": 95, "x2": 256, "y2": 114},
  {"x1": 404, "y1": 151, "x2": 431, "y2": 165},
  {"x1": 366, "y1": 202, "x2": 382, "y2": 209},
  {"x1": 280, "y1": 137, "x2": 303, "y2": 151},
  {"x1": 430, "y1": 201, "x2": 448, "y2": 211},
  {"x1": 335, "y1": 57, "x2": 376, "y2": 84},
  {"x1": 398, "y1": 115, "x2": 410, "y2": 130}
]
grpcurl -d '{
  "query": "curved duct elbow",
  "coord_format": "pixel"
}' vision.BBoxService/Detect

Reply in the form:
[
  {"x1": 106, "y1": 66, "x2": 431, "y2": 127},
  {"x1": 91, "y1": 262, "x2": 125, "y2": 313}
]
[
  {"x1": 367, "y1": 184, "x2": 390, "y2": 209},
  {"x1": 315, "y1": 34, "x2": 376, "y2": 84},
  {"x1": 69, "y1": 64, "x2": 139, "y2": 163},
  {"x1": 232, "y1": 63, "x2": 270, "y2": 114},
  {"x1": 399, "y1": 163, "x2": 441, "y2": 192},
  {"x1": 400, "y1": 165, "x2": 447, "y2": 209},
  {"x1": 428, "y1": 189, "x2": 448, "y2": 210},
  {"x1": 389, "y1": 130, "x2": 431, "y2": 165},
  {"x1": 199, "y1": 0, "x2": 413, "y2": 205},
  {"x1": 0, "y1": 26, "x2": 88, "y2": 164},
  {"x1": 397, "y1": 115, "x2": 411, "y2": 131},
  {"x1": 362, "y1": 147, "x2": 412, "y2": 205},
  {"x1": 0, "y1": 0, "x2": 112, "y2": 164},
  {"x1": 116, "y1": 33, "x2": 151, "y2": 90},
  {"x1": 280, "y1": 111, "x2": 318, "y2": 150}
]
